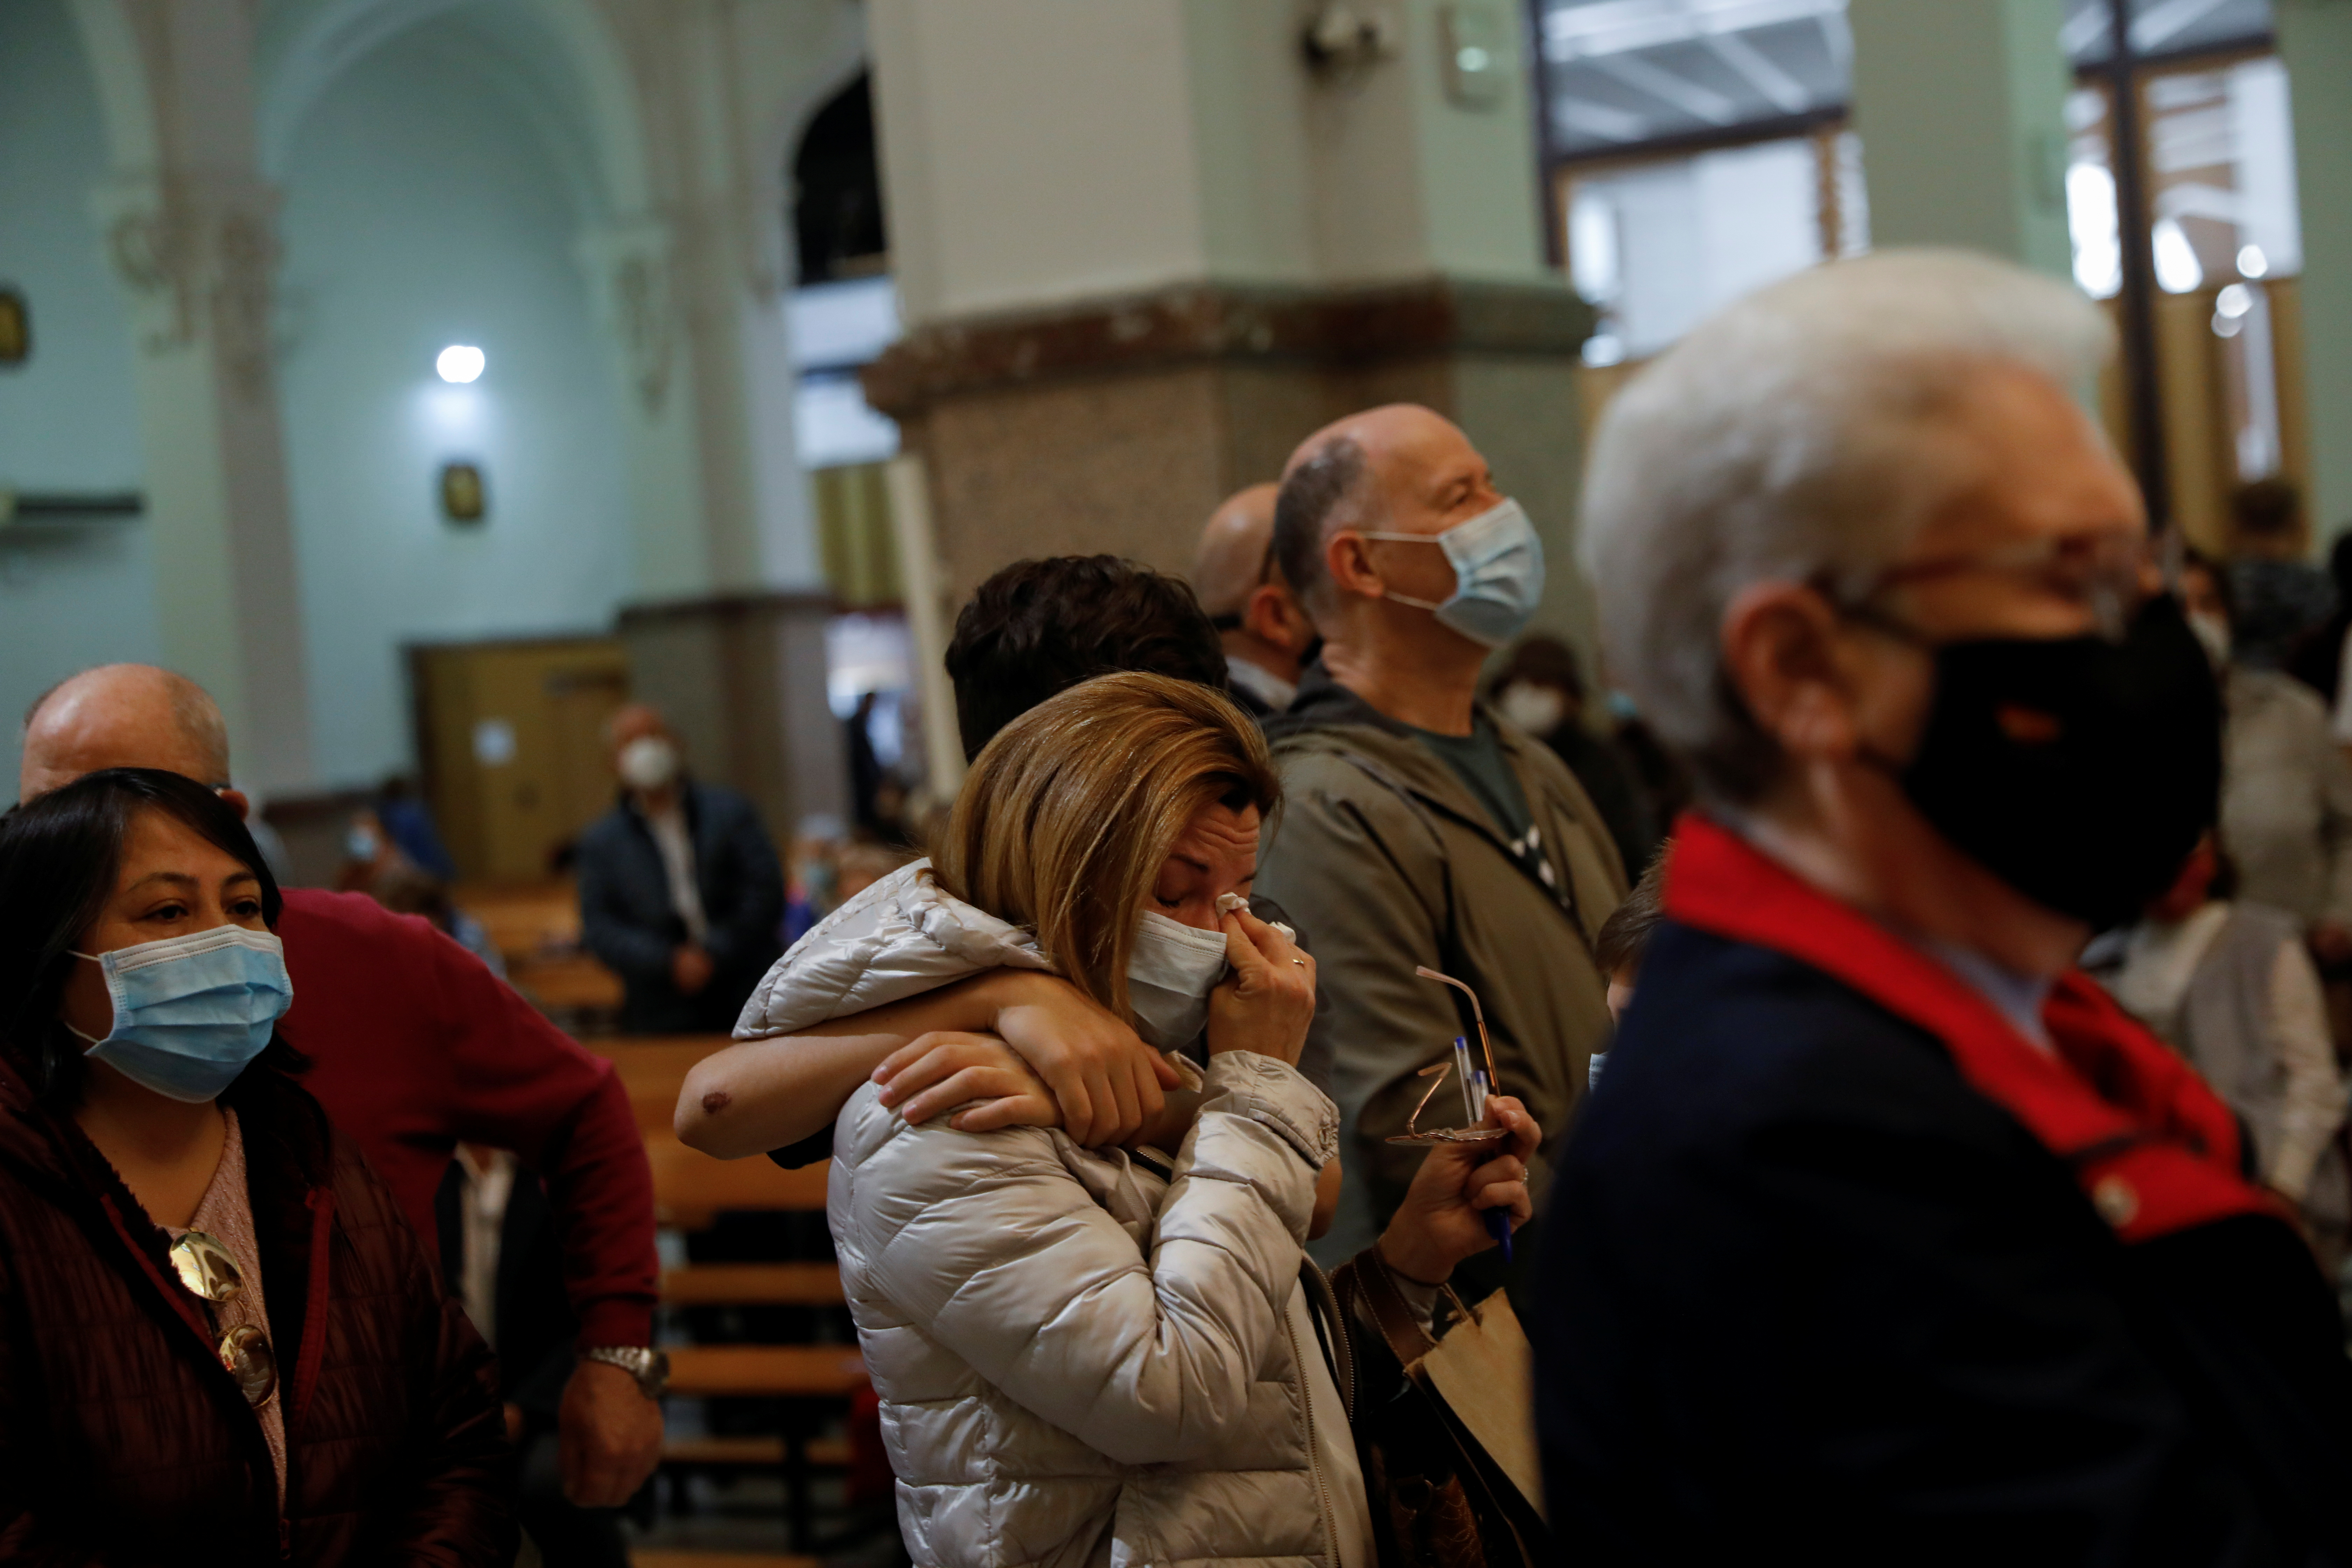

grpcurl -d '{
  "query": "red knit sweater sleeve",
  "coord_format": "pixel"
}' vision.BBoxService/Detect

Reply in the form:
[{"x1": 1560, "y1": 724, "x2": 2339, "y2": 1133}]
[{"x1": 280, "y1": 890, "x2": 658, "y2": 1349}]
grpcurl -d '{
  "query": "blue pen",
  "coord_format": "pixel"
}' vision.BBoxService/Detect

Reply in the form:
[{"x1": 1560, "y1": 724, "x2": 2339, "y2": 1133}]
[{"x1": 1472, "y1": 1066, "x2": 1513, "y2": 1262}]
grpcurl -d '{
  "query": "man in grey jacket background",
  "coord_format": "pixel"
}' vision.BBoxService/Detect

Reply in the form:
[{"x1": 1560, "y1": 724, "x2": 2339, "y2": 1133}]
[
  {"x1": 577, "y1": 703, "x2": 784, "y2": 1034},
  {"x1": 1261, "y1": 404, "x2": 1623, "y2": 1274}
]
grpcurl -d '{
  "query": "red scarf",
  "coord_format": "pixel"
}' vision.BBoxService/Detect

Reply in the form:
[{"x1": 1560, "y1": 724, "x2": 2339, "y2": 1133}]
[{"x1": 1663, "y1": 813, "x2": 2289, "y2": 1244}]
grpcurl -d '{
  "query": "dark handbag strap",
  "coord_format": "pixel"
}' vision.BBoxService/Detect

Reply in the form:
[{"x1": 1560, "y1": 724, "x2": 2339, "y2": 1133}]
[{"x1": 1351, "y1": 1245, "x2": 1480, "y2": 1376}]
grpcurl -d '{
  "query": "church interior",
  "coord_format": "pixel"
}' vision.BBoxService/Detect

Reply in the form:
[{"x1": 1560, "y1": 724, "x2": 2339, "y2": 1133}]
[{"x1": 3, "y1": 0, "x2": 2346, "y2": 1560}]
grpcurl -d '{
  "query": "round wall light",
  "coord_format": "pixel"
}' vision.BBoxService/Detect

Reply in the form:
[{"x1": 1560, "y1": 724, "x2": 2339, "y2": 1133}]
[{"x1": 436, "y1": 344, "x2": 486, "y2": 384}]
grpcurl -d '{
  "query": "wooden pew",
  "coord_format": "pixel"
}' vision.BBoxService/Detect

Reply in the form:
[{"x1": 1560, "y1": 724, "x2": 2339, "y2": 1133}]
[
  {"x1": 645, "y1": 1125, "x2": 859, "y2": 1548},
  {"x1": 592, "y1": 1036, "x2": 732, "y2": 1132}
]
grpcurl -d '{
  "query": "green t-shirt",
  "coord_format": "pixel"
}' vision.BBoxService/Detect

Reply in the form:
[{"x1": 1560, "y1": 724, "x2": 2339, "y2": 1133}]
[{"x1": 1409, "y1": 715, "x2": 1534, "y2": 846}]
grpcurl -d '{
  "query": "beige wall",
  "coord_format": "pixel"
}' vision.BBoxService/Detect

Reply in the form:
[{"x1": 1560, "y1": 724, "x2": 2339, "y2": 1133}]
[
  {"x1": 1847, "y1": 0, "x2": 2074, "y2": 278},
  {"x1": 872, "y1": 0, "x2": 1559, "y2": 327}
]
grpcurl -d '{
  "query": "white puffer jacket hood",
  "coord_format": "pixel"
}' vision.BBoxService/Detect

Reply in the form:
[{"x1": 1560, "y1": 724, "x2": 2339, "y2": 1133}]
[{"x1": 738, "y1": 861, "x2": 1352, "y2": 1568}]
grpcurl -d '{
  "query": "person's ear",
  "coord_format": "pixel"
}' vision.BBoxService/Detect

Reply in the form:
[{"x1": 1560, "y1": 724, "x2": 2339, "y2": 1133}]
[
  {"x1": 1244, "y1": 583, "x2": 1314, "y2": 656},
  {"x1": 1717, "y1": 582, "x2": 1877, "y2": 764},
  {"x1": 216, "y1": 788, "x2": 253, "y2": 822},
  {"x1": 1324, "y1": 531, "x2": 1386, "y2": 600}
]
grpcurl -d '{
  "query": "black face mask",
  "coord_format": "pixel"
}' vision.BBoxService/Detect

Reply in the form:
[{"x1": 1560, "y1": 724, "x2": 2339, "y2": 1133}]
[{"x1": 1887, "y1": 592, "x2": 2221, "y2": 931}]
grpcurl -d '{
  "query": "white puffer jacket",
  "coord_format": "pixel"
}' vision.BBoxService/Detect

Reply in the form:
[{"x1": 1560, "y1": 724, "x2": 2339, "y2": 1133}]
[
  {"x1": 736, "y1": 863, "x2": 1356, "y2": 1568},
  {"x1": 735, "y1": 860, "x2": 1058, "y2": 1040}
]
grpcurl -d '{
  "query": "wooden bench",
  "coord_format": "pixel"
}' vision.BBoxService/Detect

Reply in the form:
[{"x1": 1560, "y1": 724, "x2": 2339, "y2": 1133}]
[
  {"x1": 449, "y1": 879, "x2": 584, "y2": 964},
  {"x1": 509, "y1": 952, "x2": 625, "y2": 1013},
  {"x1": 644, "y1": 1132, "x2": 830, "y2": 1231},
  {"x1": 646, "y1": 1127, "x2": 860, "y2": 1548},
  {"x1": 663, "y1": 1263, "x2": 844, "y2": 1307},
  {"x1": 666, "y1": 1345, "x2": 867, "y2": 1399},
  {"x1": 664, "y1": 1434, "x2": 851, "y2": 1468},
  {"x1": 594, "y1": 1037, "x2": 733, "y2": 1132}
]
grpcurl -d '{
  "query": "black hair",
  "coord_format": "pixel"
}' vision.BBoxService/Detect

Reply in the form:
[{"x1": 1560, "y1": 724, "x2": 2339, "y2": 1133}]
[
  {"x1": 0, "y1": 768, "x2": 302, "y2": 1106},
  {"x1": 1593, "y1": 848, "x2": 1669, "y2": 979},
  {"x1": 1273, "y1": 435, "x2": 1369, "y2": 607},
  {"x1": 944, "y1": 556, "x2": 1231, "y2": 761}
]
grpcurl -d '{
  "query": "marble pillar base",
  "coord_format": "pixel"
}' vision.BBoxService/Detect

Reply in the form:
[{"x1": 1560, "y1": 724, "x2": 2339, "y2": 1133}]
[{"x1": 864, "y1": 279, "x2": 1597, "y2": 646}]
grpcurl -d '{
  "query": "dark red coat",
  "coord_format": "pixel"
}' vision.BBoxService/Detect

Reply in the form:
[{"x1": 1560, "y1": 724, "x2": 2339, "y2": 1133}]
[
  {"x1": 276, "y1": 888, "x2": 658, "y2": 1350},
  {"x1": 0, "y1": 1057, "x2": 513, "y2": 1565}
]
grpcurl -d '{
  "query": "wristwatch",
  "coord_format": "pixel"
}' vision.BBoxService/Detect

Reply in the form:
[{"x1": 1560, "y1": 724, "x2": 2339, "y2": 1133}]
[{"x1": 581, "y1": 1345, "x2": 671, "y2": 1399}]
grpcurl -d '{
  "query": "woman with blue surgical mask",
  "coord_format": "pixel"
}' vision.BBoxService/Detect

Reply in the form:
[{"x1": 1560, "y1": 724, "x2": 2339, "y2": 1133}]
[
  {"x1": 0, "y1": 768, "x2": 511, "y2": 1562},
  {"x1": 677, "y1": 673, "x2": 1542, "y2": 1568}
]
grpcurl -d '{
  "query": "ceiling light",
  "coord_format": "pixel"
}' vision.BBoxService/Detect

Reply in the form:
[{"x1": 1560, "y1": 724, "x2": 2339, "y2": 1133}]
[{"x1": 436, "y1": 345, "x2": 485, "y2": 384}]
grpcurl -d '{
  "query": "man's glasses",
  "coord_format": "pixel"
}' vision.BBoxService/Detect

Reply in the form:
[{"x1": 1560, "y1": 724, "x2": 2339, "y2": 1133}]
[
  {"x1": 171, "y1": 1231, "x2": 278, "y2": 1409},
  {"x1": 1387, "y1": 966, "x2": 1511, "y2": 1149}
]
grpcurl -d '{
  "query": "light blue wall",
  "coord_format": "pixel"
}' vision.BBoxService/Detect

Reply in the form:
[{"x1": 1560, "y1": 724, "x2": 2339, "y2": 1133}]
[
  {"x1": 276, "y1": 20, "x2": 633, "y2": 791},
  {"x1": 0, "y1": 0, "x2": 158, "y2": 797}
]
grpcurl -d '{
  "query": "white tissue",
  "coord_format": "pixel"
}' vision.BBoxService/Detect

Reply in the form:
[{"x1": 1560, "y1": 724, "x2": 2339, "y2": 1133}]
[{"x1": 1216, "y1": 890, "x2": 1296, "y2": 941}]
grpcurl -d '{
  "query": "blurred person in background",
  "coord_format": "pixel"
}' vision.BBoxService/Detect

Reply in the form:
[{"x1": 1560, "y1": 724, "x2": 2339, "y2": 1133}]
[
  {"x1": 375, "y1": 773, "x2": 459, "y2": 880},
  {"x1": 2086, "y1": 833, "x2": 2348, "y2": 1266},
  {"x1": 2282, "y1": 532, "x2": 2352, "y2": 713},
  {"x1": 1192, "y1": 483, "x2": 1320, "y2": 717},
  {"x1": 2180, "y1": 551, "x2": 2352, "y2": 966},
  {"x1": 1546, "y1": 249, "x2": 2350, "y2": 1560},
  {"x1": 1262, "y1": 404, "x2": 1623, "y2": 1279},
  {"x1": 337, "y1": 810, "x2": 506, "y2": 974},
  {"x1": 20, "y1": 665, "x2": 664, "y2": 1510},
  {"x1": 1487, "y1": 635, "x2": 1659, "y2": 877},
  {"x1": 0, "y1": 768, "x2": 510, "y2": 1561},
  {"x1": 782, "y1": 814, "x2": 845, "y2": 946},
  {"x1": 2226, "y1": 478, "x2": 2332, "y2": 671},
  {"x1": 577, "y1": 702, "x2": 784, "y2": 1034}
]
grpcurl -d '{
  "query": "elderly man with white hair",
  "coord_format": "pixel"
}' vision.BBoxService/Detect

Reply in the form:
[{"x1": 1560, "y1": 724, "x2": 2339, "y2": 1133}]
[{"x1": 1535, "y1": 251, "x2": 2352, "y2": 1562}]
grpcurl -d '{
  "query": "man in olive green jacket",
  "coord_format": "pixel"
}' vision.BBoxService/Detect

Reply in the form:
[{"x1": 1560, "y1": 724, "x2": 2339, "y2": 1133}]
[{"x1": 1260, "y1": 405, "x2": 1624, "y2": 1270}]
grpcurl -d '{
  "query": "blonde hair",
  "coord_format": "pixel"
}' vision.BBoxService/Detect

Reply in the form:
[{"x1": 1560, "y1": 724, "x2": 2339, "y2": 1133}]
[{"x1": 931, "y1": 672, "x2": 1279, "y2": 1021}]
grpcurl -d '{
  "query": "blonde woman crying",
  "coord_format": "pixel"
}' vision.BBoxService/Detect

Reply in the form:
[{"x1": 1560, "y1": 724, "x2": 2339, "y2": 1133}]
[{"x1": 678, "y1": 672, "x2": 1537, "y2": 1568}]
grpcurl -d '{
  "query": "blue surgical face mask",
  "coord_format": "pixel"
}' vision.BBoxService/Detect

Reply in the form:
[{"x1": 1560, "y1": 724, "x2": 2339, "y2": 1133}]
[
  {"x1": 64, "y1": 925, "x2": 294, "y2": 1103},
  {"x1": 1363, "y1": 496, "x2": 1546, "y2": 648}
]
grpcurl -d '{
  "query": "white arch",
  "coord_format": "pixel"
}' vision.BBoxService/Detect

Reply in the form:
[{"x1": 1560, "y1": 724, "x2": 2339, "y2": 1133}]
[
  {"x1": 65, "y1": 0, "x2": 160, "y2": 170},
  {"x1": 257, "y1": 0, "x2": 652, "y2": 219}
]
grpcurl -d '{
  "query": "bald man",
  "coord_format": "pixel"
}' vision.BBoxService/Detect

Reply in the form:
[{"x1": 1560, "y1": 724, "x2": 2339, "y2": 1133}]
[
  {"x1": 20, "y1": 665, "x2": 664, "y2": 1511},
  {"x1": 1191, "y1": 483, "x2": 1318, "y2": 716},
  {"x1": 1258, "y1": 406, "x2": 1622, "y2": 1281}
]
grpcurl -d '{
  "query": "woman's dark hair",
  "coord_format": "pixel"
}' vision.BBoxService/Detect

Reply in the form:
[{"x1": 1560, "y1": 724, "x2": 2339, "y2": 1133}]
[{"x1": 0, "y1": 768, "x2": 300, "y2": 1105}]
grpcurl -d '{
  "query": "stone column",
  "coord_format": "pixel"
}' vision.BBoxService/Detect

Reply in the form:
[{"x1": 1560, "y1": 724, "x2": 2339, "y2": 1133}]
[
  {"x1": 76, "y1": 0, "x2": 314, "y2": 791},
  {"x1": 1846, "y1": 0, "x2": 2074, "y2": 275},
  {"x1": 2277, "y1": 0, "x2": 2352, "y2": 534},
  {"x1": 863, "y1": 0, "x2": 1594, "y2": 645},
  {"x1": 594, "y1": 2, "x2": 847, "y2": 841}
]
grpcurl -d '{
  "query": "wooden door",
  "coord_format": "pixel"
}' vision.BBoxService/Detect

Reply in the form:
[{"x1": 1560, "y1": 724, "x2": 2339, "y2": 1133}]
[{"x1": 410, "y1": 638, "x2": 631, "y2": 882}]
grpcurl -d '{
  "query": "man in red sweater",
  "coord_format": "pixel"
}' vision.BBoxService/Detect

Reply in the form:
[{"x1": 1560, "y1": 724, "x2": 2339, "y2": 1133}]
[{"x1": 19, "y1": 665, "x2": 663, "y2": 1508}]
